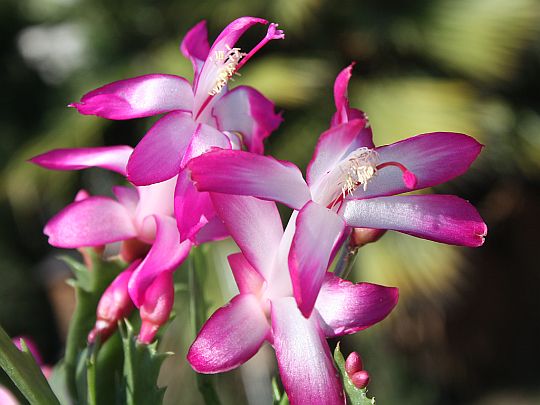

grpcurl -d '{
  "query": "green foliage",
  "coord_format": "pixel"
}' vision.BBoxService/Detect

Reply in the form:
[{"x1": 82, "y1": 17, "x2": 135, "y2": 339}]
[
  {"x1": 0, "y1": 326, "x2": 60, "y2": 404},
  {"x1": 120, "y1": 321, "x2": 170, "y2": 405},
  {"x1": 61, "y1": 250, "x2": 126, "y2": 402},
  {"x1": 188, "y1": 246, "x2": 222, "y2": 405},
  {"x1": 334, "y1": 343, "x2": 375, "y2": 405},
  {"x1": 272, "y1": 377, "x2": 289, "y2": 405}
]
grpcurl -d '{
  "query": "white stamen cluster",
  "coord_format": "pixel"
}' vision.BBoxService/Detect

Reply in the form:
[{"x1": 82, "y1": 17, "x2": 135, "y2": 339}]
[
  {"x1": 338, "y1": 148, "x2": 379, "y2": 197},
  {"x1": 208, "y1": 45, "x2": 246, "y2": 96}
]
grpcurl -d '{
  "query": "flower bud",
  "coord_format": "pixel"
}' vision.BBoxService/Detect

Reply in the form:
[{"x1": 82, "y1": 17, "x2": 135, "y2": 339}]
[
  {"x1": 88, "y1": 261, "x2": 139, "y2": 343},
  {"x1": 138, "y1": 272, "x2": 174, "y2": 344},
  {"x1": 345, "y1": 351, "x2": 363, "y2": 375},
  {"x1": 350, "y1": 227, "x2": 386, "y2": 248},
  {"x1": 350, "y1": 370, "x2": 370, "y2": 389}
]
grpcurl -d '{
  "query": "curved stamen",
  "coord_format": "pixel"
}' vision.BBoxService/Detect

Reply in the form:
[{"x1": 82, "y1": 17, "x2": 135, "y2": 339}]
[
  {"x1": 195, "y1": 23, "x2": 284, "y2": 120},
  {"x1": 376, "y1": 161, "x2": 417, "y2": 189},
  {"x1": 235, "y1": 23, "x2": 284, "y2": 71}
]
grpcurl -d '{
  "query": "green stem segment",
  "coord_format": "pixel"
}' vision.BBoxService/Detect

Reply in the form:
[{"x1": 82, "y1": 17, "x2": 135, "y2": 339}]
[
  {"x1": 333, "y1": 242, "x2": 360, "y2": 279},
  {"x1": 188, "y1": 246, "x2": 222, "y2": 405},
  {"x1": 0, "y1": 324, "x2": 60, "y2": 405}
]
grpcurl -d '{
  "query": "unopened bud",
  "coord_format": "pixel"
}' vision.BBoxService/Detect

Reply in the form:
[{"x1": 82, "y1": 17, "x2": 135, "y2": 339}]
[
  {"x1": 138, "y1": 272, "x2": 174, "y2": 344},
  {"x1": 88, "y1": 261, "x2": 139, "y2": 343},
  {"x1": 345, "y1": 351, "x2": 363, "y2": 375},
  {"x1": 351, "y1": 228, "x2": 386, "y2": 248},
  {"x1": 350, "y1": 370, "x2": 370, "y2": 389}
]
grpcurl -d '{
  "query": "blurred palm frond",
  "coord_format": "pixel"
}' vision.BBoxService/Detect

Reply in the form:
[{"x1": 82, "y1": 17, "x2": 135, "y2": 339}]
[
  {"x1": 411, "y1": 0, "x2": 540, "y2": 83},
  {"x1": 354, "y1": 232, "x2": 465, "y2": 307},
  {"x1": 351, "y1": 77, "x2": 482, "y2": 145}
]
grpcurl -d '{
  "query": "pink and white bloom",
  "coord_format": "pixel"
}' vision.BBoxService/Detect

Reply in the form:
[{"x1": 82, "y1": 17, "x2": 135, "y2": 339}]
[
  {"x1": 187, "y1": 194, "x2": 398, "y2": 405},
  {"x1": 31, "y1": 146, "x2": 193, "y2": 313},
  {"x1": 69, "y1": 17, "x2": 284, "y2": 242},
  {"x1": 187, "y1": 65, "x2": 487, "y2": 317}
]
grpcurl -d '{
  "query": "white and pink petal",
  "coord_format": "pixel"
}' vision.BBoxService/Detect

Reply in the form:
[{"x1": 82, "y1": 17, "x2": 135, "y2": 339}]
[
  {"x1": 187, "y1": 293, "x2": 270, "y2": 373},
  {"x1": 30, "y1": 146, "x2": 133, "y2": 176},
  {"x1": 127, "y1": 111, "x2": 196, "y2": 186},
  {"x1": 352, "y1": 132, "x2": 483, "y2": 199},
  {"x1": 315, "y1": 273, "x2": 399, "y2": 337},
  {"x1": 71, "y1": 74, "x2": 193, "y2": 119},
  {"x1": 189, "y1": 150, "x2": 311, "y2": 210},
  {"x1": 212, "y1": 85, "x2": 282, "y2": 154},
  {"x1": 44, "y1": 196, "x2": 137, "y2": 248},
  {"x1": 342, "y1": 194, "x2": 487, "y2": 247},
  {"x1": 289, "y1": 201, "x2": 346, "y2": 318},
  {"x1": 271, "y1": 297, "x2": 344, "y2": 405},
  {"x1": 211, "y1": 194, "x2": 283, "y2": 280}
]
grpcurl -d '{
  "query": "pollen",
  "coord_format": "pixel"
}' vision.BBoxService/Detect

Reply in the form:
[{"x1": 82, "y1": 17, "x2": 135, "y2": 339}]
[
  {"x1": 338, "y1": 148, "x2": 379, "y2": 197},
  {"x1": 208, "y1": 45, "x2": 246, "y2": 96}
]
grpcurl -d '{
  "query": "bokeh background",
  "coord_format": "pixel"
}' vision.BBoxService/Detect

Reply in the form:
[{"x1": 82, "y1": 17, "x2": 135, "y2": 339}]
[{"x1": 1, "y1": 0, "x2": 540, "y2": 403}]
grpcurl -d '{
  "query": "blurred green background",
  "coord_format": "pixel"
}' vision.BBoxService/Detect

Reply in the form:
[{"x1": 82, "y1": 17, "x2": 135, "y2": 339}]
[{"x1": 1, "y1": 0, "x2": 540, "y2": 403}]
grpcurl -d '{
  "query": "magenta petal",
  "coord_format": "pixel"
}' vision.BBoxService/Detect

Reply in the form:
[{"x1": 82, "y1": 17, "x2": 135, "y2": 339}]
[
  {"x1": 315, "y1": 273, "x2": 399, "y2": 337},
  {"x1": 211, "y1": 194, "x2": 283, "y2": 280},
  {"x1": 332, "y1": 63, "x2": 354, "y2": 124},
  {"x1": 181, "y1": 20, "x2": 210, "y2": 80},
  {"x1": 174, "y1": 168, "x2": 214, "y2": 242},
  {"x1": 44, "y1": 197, "x2": 136, "y2": 248},
  {"x1": 180, "y1": 123, "x2": 231, "y2": 166},
  {"x1": 307, "y1": 119, "x2": 373, "y2": 188},
  {"x1": 228, "y1": 252, "x2": 266, "y2": 294},
  {"x1": 289, "y1": 201, "x2": 346, "y2": 317},
  {"x1": 271, "y1": 297, "x2": 344, "y2": 405},
  {"x1": 190, "y1": 150, "x2": 311, "y2": 210},
  {"x1": 128, "y1": 215, "x2": 192, "y2": 307},
  {"x1": 343, "y1": 194, "x2": 487, "y2": 247},
  {"x1": 127, "y1": 111, "x2": 196, "y2": 185},
  {"x1": 212, "y1": 85, "x2": 282, "y2": 154},
  {"x1": 71, "y1": 74, "x2": 193, "y2": 119},
  {"x1": 354, "y1": 132, "x2": 483, "y2": 199},
  {"x1": 30, "y1": 146, "x2": 133, "y2": 176},
  {"x1": 188, "y1": 294, "x2": 269, "y2": 373}
]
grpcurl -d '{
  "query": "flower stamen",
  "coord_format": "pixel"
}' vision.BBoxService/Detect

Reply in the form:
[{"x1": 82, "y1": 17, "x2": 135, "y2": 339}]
[
  {"x1": 209, "y1": 45, "x2": 246, "y2": 96},
  {"x1": 338, "y1": 148, "x2": 380, "y2": 197}
]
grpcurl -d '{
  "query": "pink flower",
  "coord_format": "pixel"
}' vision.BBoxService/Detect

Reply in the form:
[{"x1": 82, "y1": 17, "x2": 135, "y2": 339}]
[
  {"x1": 31, "y1": 146, "x2": 194, "y2": 312},
  {"x1": 68, "y1": 17, "x2": 284, "y2": 242},
  {"x1": 187, "y1": 65, "x2": 487, "y2": 317},
  {"x1": 187, "y1": 194, "x2": 398, "y2": 405}
]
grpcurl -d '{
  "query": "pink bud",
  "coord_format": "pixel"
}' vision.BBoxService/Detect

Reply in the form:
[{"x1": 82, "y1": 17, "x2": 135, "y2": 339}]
[
  {"x1": 345, "y1": 351, "x2": 363, "y2": 375},
  {"x1": 402, "y1": 170, "x2": 417, "y2": 189},
  {"x1": 88, "y1": 261, "x2": 139, "y2": 343},
  {"x1": 351, "y1": 228, "x2": 386, "y2": 248},
  {"x1": 138, "y1": 272, "x2": 174, "y2": 344},
  {"x1": 350, "y1": 370, "x2": 370, "y2": 389}
]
